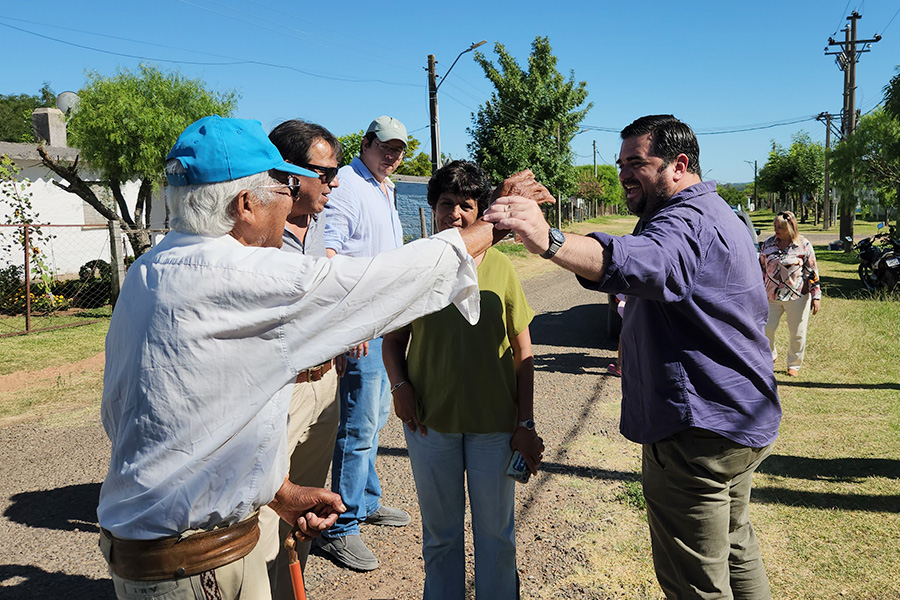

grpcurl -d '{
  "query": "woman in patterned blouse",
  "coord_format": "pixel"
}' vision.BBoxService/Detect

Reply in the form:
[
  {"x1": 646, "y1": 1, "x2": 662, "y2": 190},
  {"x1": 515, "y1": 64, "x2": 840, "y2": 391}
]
[{"x1": 759, "y1": 211, "x2": 821, "y2": 376}]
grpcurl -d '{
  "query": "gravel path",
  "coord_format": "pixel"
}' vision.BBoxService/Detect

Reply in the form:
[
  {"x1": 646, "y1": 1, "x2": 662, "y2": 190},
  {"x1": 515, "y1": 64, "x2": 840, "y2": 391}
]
[{"x1": 0, "y1": 265, "x2": 628, "y2": 599}]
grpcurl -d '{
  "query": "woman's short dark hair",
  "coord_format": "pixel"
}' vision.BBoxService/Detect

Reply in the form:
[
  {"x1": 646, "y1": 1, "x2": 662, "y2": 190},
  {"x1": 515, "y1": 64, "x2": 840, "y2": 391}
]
[
  {"x1": 427, "y1": 160, "x2": 492, "y2": 216},
  {"x1": 269, "y1": 119, "x2": 342, "y2": 165},
  {"x1": 620, "y1": 114, "x2": 702, "y2": 176}
]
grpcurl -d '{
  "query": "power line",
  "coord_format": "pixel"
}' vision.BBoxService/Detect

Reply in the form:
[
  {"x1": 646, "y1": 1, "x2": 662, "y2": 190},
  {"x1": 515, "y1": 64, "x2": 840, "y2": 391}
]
[
  {"x1": 0, "y1": 20, "x2": 420, "y2": 87},
  {"x1": 879, "y1": 4, "x2": 900, "y2": 34}
]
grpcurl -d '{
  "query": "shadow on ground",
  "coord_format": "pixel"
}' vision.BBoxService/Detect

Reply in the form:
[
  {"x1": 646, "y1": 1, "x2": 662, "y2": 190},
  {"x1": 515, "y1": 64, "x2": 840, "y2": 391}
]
[
  {"x1": 5, "y1": 483, "x2": 100, "y2": 533},
  {"x1": 0, "y1": 565, "x2": 112, "y2": 600},
  {"x1": 530, "y1": 303, "x2": 613, "y2": 351},
  {"x1": 758, "y1": 454, "x2": 900, "y2": 481}
]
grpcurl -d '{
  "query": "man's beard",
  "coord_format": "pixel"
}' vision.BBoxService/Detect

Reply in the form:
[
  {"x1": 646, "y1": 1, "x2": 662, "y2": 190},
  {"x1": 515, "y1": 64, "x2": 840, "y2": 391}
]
[{"x1": 625, "y1": 172, "x2": 671, "y2": 219}]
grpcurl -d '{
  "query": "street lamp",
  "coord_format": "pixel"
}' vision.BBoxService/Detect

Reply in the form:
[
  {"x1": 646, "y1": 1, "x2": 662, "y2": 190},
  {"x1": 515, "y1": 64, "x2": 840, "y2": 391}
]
[
  {"x1": 743, "y1": 159, "x2": 758, "y2": 210},
  {"x1": 428, "y1": 41, "x2": 487, "y2": 174}
]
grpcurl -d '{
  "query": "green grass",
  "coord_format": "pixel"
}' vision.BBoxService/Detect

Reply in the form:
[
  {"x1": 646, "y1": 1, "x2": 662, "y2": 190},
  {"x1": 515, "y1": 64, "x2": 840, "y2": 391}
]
[
  {"x1": 750, "y1": 209, "x2": 889, "y2": 239},
  {"x1": 0, "y1": 318, "x2": 109, "y2": 376},
  {"x1": 548, "y1": 232, "x2": 900, "y2": 599}
]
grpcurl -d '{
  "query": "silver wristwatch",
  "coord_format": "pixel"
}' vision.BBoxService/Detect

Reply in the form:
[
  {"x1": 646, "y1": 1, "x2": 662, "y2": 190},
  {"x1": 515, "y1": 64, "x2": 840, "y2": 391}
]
[{"x1": 541, "y1": 228, "x2": 565, "y2": 259}]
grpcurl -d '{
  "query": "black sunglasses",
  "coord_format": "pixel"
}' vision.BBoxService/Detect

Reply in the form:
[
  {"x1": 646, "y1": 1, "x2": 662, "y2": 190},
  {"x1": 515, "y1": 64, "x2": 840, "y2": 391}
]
[{"x1": 298, "y1": 162, "x2": 339, "y2": 184}]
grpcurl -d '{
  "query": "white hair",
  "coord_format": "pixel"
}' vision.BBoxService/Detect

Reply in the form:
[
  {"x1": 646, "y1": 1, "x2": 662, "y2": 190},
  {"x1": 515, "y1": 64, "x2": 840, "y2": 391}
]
[{"x1": 166, "y1": 171, "x2": 278, "y2": 236}]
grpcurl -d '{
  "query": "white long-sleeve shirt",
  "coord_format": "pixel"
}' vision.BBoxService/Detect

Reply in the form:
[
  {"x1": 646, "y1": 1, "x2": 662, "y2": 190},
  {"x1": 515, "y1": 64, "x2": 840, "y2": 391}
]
[{"x1": 98, "y1": 228, "x2": 478, "y2": 540}]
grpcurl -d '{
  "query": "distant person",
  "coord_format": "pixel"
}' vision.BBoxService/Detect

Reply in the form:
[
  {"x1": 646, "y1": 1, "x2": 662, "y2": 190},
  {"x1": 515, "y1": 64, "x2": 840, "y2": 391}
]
[
  {"x1": 257, "y1": 119, "x2": 343, "y2": 599},
  {"x1": 382, "y1": 160, "x2": 544, "y2": 599},
  {"x1": 484, "y1": 114, "x2": 781, "y2": 600},
  {"x1": 318, "y1": 115, "x2": 410, "y2": 571},
  {"x1": 760, "y1": 210, "x2": 821, "y2": 377}
]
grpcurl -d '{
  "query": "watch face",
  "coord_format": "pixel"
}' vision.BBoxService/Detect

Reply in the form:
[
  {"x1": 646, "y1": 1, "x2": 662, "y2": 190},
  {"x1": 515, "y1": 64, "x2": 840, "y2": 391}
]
[{"x1": 549, "y1": 228, "x2": 565, "y2": 245}]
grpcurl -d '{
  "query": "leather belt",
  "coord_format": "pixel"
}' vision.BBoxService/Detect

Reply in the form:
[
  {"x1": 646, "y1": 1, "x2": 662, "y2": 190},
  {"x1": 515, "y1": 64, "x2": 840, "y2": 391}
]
[
  {"x1": 296, "y1": 360, "x2": 332, "y2": 384},
  {"x1": 103, "y1": 512, "x2": 260, "y2": 581}
]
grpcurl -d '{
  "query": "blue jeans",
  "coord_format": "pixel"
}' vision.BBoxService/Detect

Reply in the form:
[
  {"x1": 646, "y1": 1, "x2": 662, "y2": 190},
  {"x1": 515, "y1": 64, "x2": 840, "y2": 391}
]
[
  {"x1": 404, "y1": 428, "x2": 518, "y2": 600},
  {"x1": 326, "y1": 337, "x2": 391, "y2": 538}
]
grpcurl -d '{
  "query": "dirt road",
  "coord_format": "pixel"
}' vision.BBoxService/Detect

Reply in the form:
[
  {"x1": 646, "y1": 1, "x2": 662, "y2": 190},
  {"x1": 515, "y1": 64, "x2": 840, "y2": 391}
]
[{"x1": 0, "y1": 266, "x2": 637, "y2": 599}]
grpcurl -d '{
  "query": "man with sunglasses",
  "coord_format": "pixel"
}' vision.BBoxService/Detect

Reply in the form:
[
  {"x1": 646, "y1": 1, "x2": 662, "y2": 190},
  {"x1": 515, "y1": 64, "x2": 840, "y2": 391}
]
[
  {"x1": 254, "y1": 119, "x2": 343, "y2": 599},
  {"x1": 97, "y1": 115, "x2": 555, "y2": 600},
  {"x1": 319, "y1": 115, "x2": 409, "y2": 571}
]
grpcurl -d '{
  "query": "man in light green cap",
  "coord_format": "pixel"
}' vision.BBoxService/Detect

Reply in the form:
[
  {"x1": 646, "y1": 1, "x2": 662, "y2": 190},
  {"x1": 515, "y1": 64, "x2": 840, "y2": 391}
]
[{"x1": 318, "y1": 115, "x2": 411, "y2": 570}]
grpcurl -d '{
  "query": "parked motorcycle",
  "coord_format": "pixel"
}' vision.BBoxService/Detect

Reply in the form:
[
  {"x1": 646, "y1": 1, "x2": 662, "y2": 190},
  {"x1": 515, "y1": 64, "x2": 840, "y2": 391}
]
[{"x1": 850, "y1": 222, "x2": 900, "y2": 292}]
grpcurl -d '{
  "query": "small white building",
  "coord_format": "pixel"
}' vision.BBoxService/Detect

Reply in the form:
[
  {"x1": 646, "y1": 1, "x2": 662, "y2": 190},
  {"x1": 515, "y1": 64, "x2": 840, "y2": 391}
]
[{"x1": 0, "y1": 109, "x2": 164, "y2": 280}]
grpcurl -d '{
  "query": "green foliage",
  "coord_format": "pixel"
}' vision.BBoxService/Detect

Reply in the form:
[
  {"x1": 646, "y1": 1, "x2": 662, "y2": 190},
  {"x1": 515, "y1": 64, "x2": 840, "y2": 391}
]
[
  {"x1": 717, "y1": 183, "x2": 747, "y2": 208},
  {"x1": 829, "y1": 108, "x2": 900, "y2": 222},
  {"x1": 0, "y1": 83, "x2": 55, "y2": 143},
  {"x1": 884, "y1": 69, "x2": 900, "y2": 122},
  {"x1": 758, "y1": 131, "x2": 825, "y2": 204},
  {"x1": 0, "y1": 154, "x2": 57, "y2": 305},
  {"x1": 468, "y1": 36, "x2": 592, "y2": 196},
  {"x1": 338, "y1": 130, "x2": 432, "y2": 177},
  {"x1": 68, "y1": 65, "x2": 237, "y2": 185},
  {"x1": 574, "y1": 164, "x2": 624, "y2": 207}
]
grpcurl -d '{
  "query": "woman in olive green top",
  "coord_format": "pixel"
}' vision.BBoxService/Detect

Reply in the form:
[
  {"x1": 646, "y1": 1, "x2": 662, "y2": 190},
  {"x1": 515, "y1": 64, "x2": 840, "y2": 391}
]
[{"x1": 383, "y1": 160, "x2": 543, "y2": 600}]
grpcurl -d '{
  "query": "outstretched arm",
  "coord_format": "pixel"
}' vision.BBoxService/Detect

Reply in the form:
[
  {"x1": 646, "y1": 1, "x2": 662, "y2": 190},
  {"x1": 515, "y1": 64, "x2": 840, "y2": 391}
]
[{"x1": 483, "y1": 195, "x2": 610, "y2": 281}]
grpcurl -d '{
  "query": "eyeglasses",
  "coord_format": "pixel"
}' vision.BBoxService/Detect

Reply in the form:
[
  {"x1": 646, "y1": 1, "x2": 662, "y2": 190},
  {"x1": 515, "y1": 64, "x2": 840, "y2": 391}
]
[
  {"x1": 260, "y1": 177, "x2": 301, "y2": 200},
  {"x1": 777, "y1": 212, "x2": 793, "y2": 222},
  {"x1": 371, "y1": 138, "x2": 405, "y2": 159},
  {"x1": 297, "y1": 163, "x2": 339, "y2": 184}
]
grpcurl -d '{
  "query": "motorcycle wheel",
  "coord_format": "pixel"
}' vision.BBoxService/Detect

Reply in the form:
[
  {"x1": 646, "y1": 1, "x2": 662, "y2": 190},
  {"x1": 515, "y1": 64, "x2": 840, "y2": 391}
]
[
  {"x1": 882, "y1": 268, "x2": 899, "y2": 295},
  {"x1": 858, "y1": 264, "x2": 876, "y2": 292}
]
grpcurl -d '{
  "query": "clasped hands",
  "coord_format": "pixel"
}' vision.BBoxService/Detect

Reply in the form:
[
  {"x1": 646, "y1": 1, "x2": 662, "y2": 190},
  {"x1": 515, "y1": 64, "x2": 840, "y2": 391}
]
[{"x1": 486, "y1": 169, "x2": 555, "y2": 253}]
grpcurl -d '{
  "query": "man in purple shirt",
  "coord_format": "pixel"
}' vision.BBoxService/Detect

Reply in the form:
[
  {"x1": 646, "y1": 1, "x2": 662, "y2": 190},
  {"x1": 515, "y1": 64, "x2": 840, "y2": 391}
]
[{"x1": 485, "y1": 115, "x2": 780, "y2": 600}]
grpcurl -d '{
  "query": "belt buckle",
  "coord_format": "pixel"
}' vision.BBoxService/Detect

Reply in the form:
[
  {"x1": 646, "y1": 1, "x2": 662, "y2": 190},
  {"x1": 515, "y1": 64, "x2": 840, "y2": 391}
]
[{"x1": 307, "y1": 365, "x2": 321, "y2": 382}]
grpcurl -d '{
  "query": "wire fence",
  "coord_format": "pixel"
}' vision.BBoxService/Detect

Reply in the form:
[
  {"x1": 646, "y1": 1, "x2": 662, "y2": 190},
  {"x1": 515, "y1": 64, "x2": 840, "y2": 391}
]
[{"x1": 0, "y1": 223, "x2": 166, "y2": 337}]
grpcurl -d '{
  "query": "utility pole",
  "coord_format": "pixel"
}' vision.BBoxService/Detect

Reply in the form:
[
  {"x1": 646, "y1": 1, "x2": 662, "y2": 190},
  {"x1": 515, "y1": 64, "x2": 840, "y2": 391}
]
[
  {"x1": 427, "y1": 54, "x2": 441, "y2": 175},
  {"x1": 744, "y1": 160, "x2": 758, "y2": 211},
  {"x1": 427, "y1": 41, "x2": 487, "y2": 175},
  {"x1": 592, "y1": 140, "x2": 597, "y2": 177},
  {"x1": 825, "y1": 11, "x2": 881, "y2": 250},
  {"x1": 816, "y1": 112, "x2": 837, "y2": 230}
]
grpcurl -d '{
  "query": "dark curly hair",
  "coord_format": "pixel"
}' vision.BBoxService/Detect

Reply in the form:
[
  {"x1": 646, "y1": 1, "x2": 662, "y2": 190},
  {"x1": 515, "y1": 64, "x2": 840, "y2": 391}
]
[
  {"x1": 426, "y1": 160, "x2": 491, "y2": 217},
  {"x1": 621, "y1": 114, "x2": 701, "y2": 177}
]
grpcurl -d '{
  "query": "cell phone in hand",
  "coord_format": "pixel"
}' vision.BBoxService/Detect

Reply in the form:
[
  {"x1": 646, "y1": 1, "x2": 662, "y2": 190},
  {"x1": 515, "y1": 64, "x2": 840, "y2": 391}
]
[{"x1": 506, "y1": 450, "x2": 530, "y2": 483}]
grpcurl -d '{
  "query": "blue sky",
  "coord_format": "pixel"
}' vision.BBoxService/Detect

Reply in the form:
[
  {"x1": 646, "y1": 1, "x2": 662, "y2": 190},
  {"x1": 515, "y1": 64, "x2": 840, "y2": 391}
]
[{"x1": 2, "y1": 0, "x2": 899, "y2": 184}]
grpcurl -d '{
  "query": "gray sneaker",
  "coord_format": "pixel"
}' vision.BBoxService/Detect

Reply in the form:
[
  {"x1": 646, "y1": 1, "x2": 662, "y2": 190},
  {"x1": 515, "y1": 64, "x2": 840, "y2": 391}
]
[
  {"x1": 364, "y1": 505, "x2": 411, "y2": 527},
  {"x1": 316, "y1": 534, "x2": 378, "y2": 571}
]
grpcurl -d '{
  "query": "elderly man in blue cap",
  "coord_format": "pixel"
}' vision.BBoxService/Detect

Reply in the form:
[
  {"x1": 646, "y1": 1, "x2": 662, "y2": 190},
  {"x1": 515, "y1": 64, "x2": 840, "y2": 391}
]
[{"x1": 97, "y1": 115, "x2": 552, "y2": 600}]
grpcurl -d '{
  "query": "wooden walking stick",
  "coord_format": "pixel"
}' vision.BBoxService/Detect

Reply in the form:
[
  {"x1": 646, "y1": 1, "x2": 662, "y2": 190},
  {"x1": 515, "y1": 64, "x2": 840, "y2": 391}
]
[{"x1": 284, "y1": 534, "x2": 307, "y2": 600}]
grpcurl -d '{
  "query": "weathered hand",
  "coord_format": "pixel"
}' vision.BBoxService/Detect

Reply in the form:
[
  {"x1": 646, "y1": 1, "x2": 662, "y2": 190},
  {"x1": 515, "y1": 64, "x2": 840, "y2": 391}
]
[
  {"x1": 491, "y1": 170, "x2": 556, "y2": 205},
  {"x1": 811, "y1": 298, "x2": 820, "y2": 315},
  {"x1": 510, "y1": 426, "x2": 544, "y2": 475},
  {"x1": 269, "y1": 479, "x2": 346, "y2": 542},
  {"x1": 333, "y1": 353, "x2": 347, "y2": 377},
  {"x1": 392, "y1": 382, "x2": 426, "y2": 436},
  {"x1": 483, "y1": 195, "x2": 552, "y2": 256}
]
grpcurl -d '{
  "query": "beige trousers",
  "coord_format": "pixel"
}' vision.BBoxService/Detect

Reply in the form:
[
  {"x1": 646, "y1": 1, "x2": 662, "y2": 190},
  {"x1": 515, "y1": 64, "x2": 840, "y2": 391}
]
[
  {"x1": 765, "y1": 294, "x2": 812, "y2": 371},
  {"x1": 258, "y1": 367, "x2": 339, "y2": 600},
  {"x1": 100, "y1": 525, "x2": 270, "y2": 600}
]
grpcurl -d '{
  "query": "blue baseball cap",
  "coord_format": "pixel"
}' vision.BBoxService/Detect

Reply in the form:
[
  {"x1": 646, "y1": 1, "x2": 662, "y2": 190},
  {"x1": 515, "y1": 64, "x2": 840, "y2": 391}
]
[{"x1": 165, "y1": 116, "x2": 317, "y2": 186}]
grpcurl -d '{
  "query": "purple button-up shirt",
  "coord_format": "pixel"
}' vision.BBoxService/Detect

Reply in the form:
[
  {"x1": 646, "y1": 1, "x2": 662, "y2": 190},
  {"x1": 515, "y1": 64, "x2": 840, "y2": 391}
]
[{"x1": 579, "y1": 181, "x2": 780, "y2": 447}]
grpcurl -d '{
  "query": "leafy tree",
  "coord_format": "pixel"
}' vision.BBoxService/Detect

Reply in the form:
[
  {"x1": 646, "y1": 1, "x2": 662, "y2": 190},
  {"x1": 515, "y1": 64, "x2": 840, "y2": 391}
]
[
  {"x1": 758, "y1": 132, "x2": 824, "y2": 221},
  {"x1": 38, "y1": 65, "x2": 237, "y2": 256},
  {"x1": 717, "y1": 184, "x2": 747, "y2": 209},
  {"x1": 337, "y1": 131, "x2": 432, "y2": 177},
  {"x1": 574, "y1": 164, "x2": 624, "y2": 212},
  {"x1": 884, "y1": 69, "x2": 900, "y2": 121},
  {"x1": 830, "y1": 108, "x2": 900, "y2": 228},
  {"x1": 468, "y1": 36, "x2": 592, "y2": 200},
  {"x1": 0, "y1": 84, "x2": 56, "y2": 143}
]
